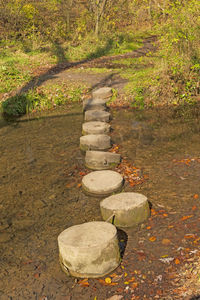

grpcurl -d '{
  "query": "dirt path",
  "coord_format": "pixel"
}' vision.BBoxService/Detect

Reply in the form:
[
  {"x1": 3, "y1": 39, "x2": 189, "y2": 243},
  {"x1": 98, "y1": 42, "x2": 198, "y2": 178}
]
[{"x1": 16, "y1": 36, "x2": 157, "y2": 97}]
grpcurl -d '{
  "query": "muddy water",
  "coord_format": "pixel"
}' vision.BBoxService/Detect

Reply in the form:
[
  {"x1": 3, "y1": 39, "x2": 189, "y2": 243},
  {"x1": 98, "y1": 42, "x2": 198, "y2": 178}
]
[{"x1": 0, "y1": 103, "x2": 200, "y2": 299}]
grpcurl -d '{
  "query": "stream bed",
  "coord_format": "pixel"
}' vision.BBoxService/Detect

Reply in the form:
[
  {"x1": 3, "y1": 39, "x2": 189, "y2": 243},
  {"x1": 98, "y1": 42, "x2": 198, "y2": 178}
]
[{"x1": 0, "y1": 103, "x2": 200, "y2": 300}]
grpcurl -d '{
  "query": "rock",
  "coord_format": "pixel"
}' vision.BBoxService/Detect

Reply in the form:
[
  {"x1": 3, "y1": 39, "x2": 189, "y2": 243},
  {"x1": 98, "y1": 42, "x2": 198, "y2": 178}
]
[
  {"x1": 58, "y1": 221, "x2": 120, "y2": 278},
  {"x1": 92, "y1": 87, "x2": 112, "y2": 100},
  {"x1": 83, "y1": 98, "x2": 107, "y2": 112},
  {"x1": 84, "y1": 110, "x2": 111, "y2": 122},
  {"x1": 82, "y1": 121, "x2": 111, "y2": 135},
  {"x1": 82, "y1": 170, "x2": 123, "y2": 197},
  {"x1": 85, "y1": 151, "x2": 121, "y2": 170},
  {"x1": 100, "y1": 192, "x2": 150, "y2": 227},
  {"x1": 80, "y1": 134, "x2": 111, "y2": 152}
]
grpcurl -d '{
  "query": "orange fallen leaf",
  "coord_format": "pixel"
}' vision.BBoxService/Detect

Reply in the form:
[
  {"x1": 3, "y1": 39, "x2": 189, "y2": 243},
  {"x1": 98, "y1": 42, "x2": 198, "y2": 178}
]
[
  {"x1": 79, "y1": 279, "x2": 89, "y2": 287},
  {"x1": 34, "y1": 273, "x2": 40, "y2": 279},
  {"x1": 146, "y1": 226, "x2": 151, "y2": 230},
  {"x1": 193, "y1": 194, "x2": 199, "y2": 199},
  {"x1": 149, "y1": 236, "x2": 156, "y2": 242},
  {"x1": 184, "y1": 234, "x2": 195, "y2": 239},
  {"x1": 175, "y1": 258, "x2": 180, "y2": 265},
  {"x1": 77, "y1": 183, "x2": 82, "y2": 188},
  {"x1": 192, "y1": 205, "x2": 197, "y2": 211},
  {"x1": 129, "y1": 277, "x2": 135, "y2": 282},
  {"x1": 181, "y1": 215, "x2": 193, "y2": 221},
  {"x1": 163, "y1": 213, "x2": 168, "y2": 217},
  {"x1": 168, "y1": 225, "x2": 174, "y2": 229},
  {"x1": 131, "y1": 282, "x2": 138, "y2": 289}
]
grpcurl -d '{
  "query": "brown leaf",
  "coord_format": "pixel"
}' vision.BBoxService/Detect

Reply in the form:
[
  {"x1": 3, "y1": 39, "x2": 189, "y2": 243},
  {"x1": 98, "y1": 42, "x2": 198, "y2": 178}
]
[{"x1": 162, "y1": 239, "x2": 171, "y2": 245}]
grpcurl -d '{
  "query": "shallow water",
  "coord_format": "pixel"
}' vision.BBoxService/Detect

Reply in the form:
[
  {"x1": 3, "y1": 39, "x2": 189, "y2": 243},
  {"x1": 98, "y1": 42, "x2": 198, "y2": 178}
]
[{"x1": 0, "y1": 103, "x2": 199, "y2": 299}]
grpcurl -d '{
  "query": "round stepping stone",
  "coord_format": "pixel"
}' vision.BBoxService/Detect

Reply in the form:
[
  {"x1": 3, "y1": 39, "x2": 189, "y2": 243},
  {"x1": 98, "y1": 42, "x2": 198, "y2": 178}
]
[
  {"x1": 85, "y1": 110, "x2": 111, "y2": 122},
  {"x1": 58, "y1": 221, "x2": 120, "y2": 278},
  {"x1": 85, "y1": 151, "x2": 121, "y2": 170},
  {"x1": 100, "y1": 192, "x2": 150, "y2": 227},
  {"x1": 83, "y1": 98, "x2": 107, "y2": 112},
  {"x1": 80, "y1": 134, "x2": 111, "y2": 151},
  {"x1": 82, "y1": 170, "x2": 123, "y2": 197},
  {"x1": 82, "y1": 121, "x2": 111, "y2": 135},
  {"x1": 92, "y1": 87, "x2": 112, "y2": 100}
]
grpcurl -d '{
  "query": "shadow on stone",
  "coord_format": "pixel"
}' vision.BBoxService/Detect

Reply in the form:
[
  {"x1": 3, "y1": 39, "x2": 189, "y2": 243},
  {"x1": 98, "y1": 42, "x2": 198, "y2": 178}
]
[
  {"x1": 190, "y1": 296, "x2": 200, "y2": 300},
  {"x1": 117, "y1": 228, "x2": 128, "y2": 259}
]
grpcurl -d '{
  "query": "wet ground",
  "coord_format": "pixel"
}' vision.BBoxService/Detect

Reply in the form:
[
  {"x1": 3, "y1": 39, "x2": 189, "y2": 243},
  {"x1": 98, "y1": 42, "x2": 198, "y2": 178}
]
[{"x1": 0, "y1": 103, "x2": 200, "y2": 300}]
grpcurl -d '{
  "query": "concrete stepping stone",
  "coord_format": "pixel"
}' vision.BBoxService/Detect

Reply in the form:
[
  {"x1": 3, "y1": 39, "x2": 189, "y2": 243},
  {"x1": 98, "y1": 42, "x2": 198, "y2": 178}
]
[
  {"x1": 83, "y1": 98, "x2": 107, "y2": 112},
  {"x1": 82, "y1": 121, "x2": 111, "y2": 135},
  {"x1": 85, "y1": 151, "x2": 121, "y2": 170},
  {"x1": 80, "y1": 134, "x2": 111, "y2": 151},
  {"x1": 85, "y1": 110, "x2": 111, "y2": 122},
  {"x1": 100, "y1": 192, "x2": 150, "y2": 227},
  {"x1": 58, "y1": 221, "x2": 120, "y2": 278},
  {"x1": 82, "y1": 170, "x2": 123, "y2": 197},
  {"x1": 92, "y1": 87, "x2": 112, "y2": 100}
]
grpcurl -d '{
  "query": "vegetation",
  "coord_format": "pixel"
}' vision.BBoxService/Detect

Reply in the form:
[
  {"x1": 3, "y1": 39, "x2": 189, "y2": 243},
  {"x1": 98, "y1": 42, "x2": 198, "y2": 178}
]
[{"x1": 0, "y1": 0, "x2": 199, "y2": 115}]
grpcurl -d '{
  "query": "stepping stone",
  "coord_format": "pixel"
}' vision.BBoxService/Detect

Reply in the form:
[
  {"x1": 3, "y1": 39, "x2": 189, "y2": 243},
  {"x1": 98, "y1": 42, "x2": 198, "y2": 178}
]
[
  {"x1": 58, "y1": 221, "x2": 120, "y2": 278},
  {"x1": 92, "y1": 87, "x2": 112, "y2": 100},
  {"x1": 82, "y1": 121, "x2": 111, "y2": 135},
  {"x1": 83, "y1": 98, "x2": 107, "y2": 112},
  {"x1": 85, "y1": 110, "x2": 111, "y2": 122},
  {"x1": 85, "y1": 151, "x2": 121, "y2": 170},
  {"x1": 80, "y1": 134, "x2": 111, "y2": 151},
  {"x1": 100, "y1": 192, "x2": 150, "y2": 227},
  {"x1": 82, "y1": 170, "x2": 123, "y2": 197}
]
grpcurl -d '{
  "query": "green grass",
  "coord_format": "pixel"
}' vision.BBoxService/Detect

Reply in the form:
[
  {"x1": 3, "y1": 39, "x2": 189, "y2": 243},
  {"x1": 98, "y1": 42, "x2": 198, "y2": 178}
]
[
  {"x1": 66, "y1": 32, "x2": 144, "y2": 61},
  {"x1": 1, "y1": 83, "x2": 86, "y2": 116}
]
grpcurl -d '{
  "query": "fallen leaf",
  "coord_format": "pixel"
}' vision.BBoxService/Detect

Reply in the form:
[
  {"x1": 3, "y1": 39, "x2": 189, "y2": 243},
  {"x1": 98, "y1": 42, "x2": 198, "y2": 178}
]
[
  {"x1": 105, "y1": 277, "x2": 112, "y2": 284},
  {"x1": 184, "y1": 234, "x2": 195, "y2": 239},
  {"x1": 159, "y1": 257, "x2": 174, "y2": 264},
  {"x1": 162, "y1": 239, "x2": 171, "y2": 245},
  {"x1": 181, "y1": 215, "x2": 193, "y2": 221},
  {"x1": 77, "y1": 183, "x2": 82, "y2": 188},
  {"x1": 193, "y1": 194, "x2": 199, "y2": 199},
  {"x1": 34, "y1": 273, "x2": 40, "y2": 279},
  {"x1": 175, "y1": 258, "x2": 180, "y2": 265},
  {"x1": 146, "y1": 226, "x2": 151, "y2": 230},
  {"x1": 163, "y1": 213, "x2": 168, "y2": 217},
  {"x1": 149, "y1": 236, "x2": 156, "y2": 242},
  {"x1": 79, "y1": 279, "x2": 89, "y2": 287},
  {"x1": 192, "y1": 205, "x2": 197, "y2": 211},
  {"x1": 131, "y1": 282, "x2": 138, "y2": 289}
]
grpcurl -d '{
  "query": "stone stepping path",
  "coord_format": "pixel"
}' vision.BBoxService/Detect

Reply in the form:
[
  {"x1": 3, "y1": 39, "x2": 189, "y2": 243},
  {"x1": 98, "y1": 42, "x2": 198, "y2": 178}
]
[
  {"x1": 82, "y1": 121, "x2": 110, "y2": 135},
  {"x1": 58, "y1": 86, "x2": 151, "y2": 278},
  {"x1": 92, "y1": 87, "x2": 112, "y2": 100},
  {"x1": 58, "y1": 221, "x2": 120, "y2": 278},
  {"x1": 82, "y1": 170, "x2": 123, "y2": 197},
  {"x1": 85, "y1": 150, "x2": 121, "y2": 170},
  {"x1": 84, "y1": 110, "x2": 110, "y2": 122},
  {"x1": 80, "y1": 134, "x2": 111, "y2": 151},
  {"x1": 83, "y1": 98, "x2": 107, "y2": 112},
  {"x1": 100, "y1": 192, "x2": 150, "y2": 227}
]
